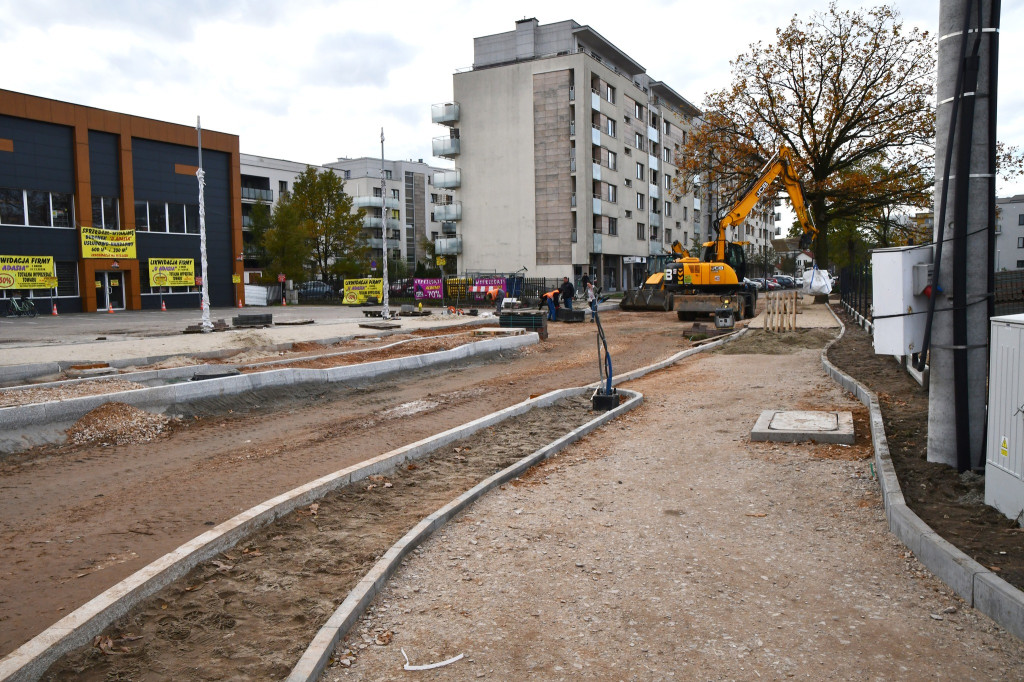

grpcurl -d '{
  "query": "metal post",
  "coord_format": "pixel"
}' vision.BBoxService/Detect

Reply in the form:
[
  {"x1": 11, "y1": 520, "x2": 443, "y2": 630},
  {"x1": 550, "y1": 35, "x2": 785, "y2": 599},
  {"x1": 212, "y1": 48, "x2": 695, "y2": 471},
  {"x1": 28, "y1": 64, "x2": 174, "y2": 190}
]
[
  {"x1": 196, "y1": 116, "x2": 212, "y2": 332},
  {"x1": 380, "y1": 129, "x2": 391, "y2": 320}
]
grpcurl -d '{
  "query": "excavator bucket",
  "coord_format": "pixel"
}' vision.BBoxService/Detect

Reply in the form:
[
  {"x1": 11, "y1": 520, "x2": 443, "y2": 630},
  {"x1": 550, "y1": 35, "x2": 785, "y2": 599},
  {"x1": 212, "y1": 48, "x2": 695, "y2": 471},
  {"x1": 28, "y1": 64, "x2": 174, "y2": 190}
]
[{"x1": 619, "y1": 288, "x2": 674, "y2": 311}]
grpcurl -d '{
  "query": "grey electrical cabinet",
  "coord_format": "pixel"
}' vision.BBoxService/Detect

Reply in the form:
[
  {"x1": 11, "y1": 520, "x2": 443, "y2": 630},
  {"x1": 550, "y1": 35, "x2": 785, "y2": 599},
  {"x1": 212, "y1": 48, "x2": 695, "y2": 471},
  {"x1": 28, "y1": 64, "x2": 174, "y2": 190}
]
[{"x1": 985, "y1": 313, "x2": 1024, "y2": 522}]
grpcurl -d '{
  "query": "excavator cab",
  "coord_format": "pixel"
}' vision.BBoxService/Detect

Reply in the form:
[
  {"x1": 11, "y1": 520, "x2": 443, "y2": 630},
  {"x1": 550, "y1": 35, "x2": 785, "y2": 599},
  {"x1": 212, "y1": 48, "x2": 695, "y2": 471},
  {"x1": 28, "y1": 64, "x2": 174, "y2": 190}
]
[{"x1": 703, "y1": 242, "x2": 747, "y2": 282}]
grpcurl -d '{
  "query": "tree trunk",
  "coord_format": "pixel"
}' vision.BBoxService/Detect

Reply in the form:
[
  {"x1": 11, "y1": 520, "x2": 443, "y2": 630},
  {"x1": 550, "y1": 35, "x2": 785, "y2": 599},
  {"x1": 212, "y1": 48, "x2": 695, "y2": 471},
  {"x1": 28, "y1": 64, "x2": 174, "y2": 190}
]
[{"x1": 812, "y1": 200, "x2": 829, "y2": 268}]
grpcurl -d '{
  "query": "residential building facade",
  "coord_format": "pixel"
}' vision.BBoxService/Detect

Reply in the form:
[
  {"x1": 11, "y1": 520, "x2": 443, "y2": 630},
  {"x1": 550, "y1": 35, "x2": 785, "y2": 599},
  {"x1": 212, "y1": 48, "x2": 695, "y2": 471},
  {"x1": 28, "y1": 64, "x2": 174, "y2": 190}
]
[
  {"x1": 1, "y1": 89, "x2": 242, "y2": 312},
  {"x1": 240, "y1": 155, "x2": 448, "y2": 281},
  {"x1": 433, "y1": 18, "x2": 706, "y2": 290},
  {"x1": 996, "y1": 195, "x2": 1024, "y2": 270}
]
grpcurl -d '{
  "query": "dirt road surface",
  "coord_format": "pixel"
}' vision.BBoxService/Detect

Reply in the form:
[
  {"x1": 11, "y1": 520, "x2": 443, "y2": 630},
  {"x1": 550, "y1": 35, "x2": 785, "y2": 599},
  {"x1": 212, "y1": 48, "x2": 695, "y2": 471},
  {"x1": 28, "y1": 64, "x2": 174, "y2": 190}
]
[{"x1": 0, "y1": 311, "x2": 692, "y2": 658}]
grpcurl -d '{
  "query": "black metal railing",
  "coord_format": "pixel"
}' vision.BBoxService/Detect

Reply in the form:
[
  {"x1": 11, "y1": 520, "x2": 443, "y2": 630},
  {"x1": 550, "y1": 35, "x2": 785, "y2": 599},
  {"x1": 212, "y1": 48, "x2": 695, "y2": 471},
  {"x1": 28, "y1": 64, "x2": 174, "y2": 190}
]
[{"x1": 839, "y1": 261, "x2": 872, "y2": 321}]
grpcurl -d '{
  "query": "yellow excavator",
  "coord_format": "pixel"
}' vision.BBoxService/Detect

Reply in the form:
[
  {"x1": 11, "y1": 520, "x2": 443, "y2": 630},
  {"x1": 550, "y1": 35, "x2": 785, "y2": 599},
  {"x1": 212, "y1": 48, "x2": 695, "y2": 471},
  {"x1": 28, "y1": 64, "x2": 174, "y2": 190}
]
[{"x1": 620, "y1": 145, "x2": 818, "y2": 320}]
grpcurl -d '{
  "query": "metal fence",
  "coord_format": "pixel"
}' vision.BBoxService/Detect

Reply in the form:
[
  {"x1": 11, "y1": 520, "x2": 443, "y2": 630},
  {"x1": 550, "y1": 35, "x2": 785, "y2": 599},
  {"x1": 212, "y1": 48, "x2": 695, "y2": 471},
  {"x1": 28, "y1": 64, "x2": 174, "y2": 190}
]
[
  {"x1": 839, "y1": 261, "x2": 872, "y2": 321},
  {"x1": 995, "y1": 270, "x2": 1024, "y2": 316}
]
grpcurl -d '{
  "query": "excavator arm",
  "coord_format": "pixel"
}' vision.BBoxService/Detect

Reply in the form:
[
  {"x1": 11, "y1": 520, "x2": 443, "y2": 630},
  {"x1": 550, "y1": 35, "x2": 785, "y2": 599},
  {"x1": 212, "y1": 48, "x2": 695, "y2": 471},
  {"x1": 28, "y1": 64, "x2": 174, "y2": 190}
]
[{"x1": 714, "y1": 146, "x2": 818, "y2": 260}]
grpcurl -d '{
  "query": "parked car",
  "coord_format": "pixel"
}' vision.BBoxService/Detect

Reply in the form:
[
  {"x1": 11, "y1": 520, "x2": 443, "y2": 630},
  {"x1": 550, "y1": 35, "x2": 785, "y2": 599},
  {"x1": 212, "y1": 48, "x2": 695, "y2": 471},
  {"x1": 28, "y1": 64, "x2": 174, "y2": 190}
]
[
  {"x1": 389, "y1": 278, "x2": 416, "y2": 297},
  {"x1": 772, "y1": 275, "x2": 797, "y2": 289},
  {"x1": 297, "y1": 281, "x2": 335, "y2": 300}
]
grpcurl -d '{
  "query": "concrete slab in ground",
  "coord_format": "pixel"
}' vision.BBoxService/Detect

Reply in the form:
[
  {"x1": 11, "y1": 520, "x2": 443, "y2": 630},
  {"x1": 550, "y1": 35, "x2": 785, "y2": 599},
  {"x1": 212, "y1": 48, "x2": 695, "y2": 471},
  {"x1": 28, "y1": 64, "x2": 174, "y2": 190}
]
[{"x1": 751, "y1": 409, "x2": 855, "y2": 444}]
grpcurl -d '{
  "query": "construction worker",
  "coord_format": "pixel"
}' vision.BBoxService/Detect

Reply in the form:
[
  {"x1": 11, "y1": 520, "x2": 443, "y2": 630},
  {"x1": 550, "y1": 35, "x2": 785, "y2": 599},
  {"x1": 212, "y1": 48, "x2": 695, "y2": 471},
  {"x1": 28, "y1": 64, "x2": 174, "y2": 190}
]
[
  {"x1": 540, "y1": 289, "x2": 560, "y2": 321},
  {"x1": 486, "y1": 287, "x2": 506, "y2": 315}
]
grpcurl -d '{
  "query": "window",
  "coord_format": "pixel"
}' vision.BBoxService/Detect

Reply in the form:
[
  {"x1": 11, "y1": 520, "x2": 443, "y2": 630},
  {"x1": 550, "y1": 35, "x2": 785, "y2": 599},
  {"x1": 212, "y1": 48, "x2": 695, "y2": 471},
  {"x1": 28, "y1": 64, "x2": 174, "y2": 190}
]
[
  {"x1": 651, "y1": 198, "x2": 660, "y2": 214},
  {"x1": 608, "y1": 217, "x2": 617, "y2": 236},
  {"x1": 637, "y1": 162, "x2": 644, "y2": 180},
  {"x1": 431, "y1": 193, "x2": 438, "y2": 203},
  {"x1": 168, "y1": 203, "x2": 186, "y2": 233},
  {"x1": 607, "y1": 185, "x2": 617, "y2": 203},
  {"x1": 55, "y1": 261, "x2": 79, "y2": 297},
  {"x1": 279, "y1": 180, "x2": 288, "y2": 196},
  {"x1": 135, "y1": 201, "x2": 149, "y2": 231},
  {"x1": 1018, "y1": 260, "x2": 1024, "y2": 268},
  {"x1": 1018, "y1": 214, "x2": 1024, "y2": 225},
  {"x1": 634, "y1": 102, "x2": 643, "y2": 119},
  {"x1": 1019, "y1": 237, "x2": 1024, "y2": 248},
  {"x1": 637, "y1": 223, "x2": 646, "y2": 240},
  {"x1": 604, "y1": 84, "x2": 615, "y2": 104},
  {"x1": 186, "y1": 204, "x2": 200, "y2": 234},
  {"x1": 607, "y1": 151, "x2": 617, "y2": 171},
  {"x1": 91, "y1": 196, "x2": 119, "y2": 229},
  {"x1": 663, "y1": 147, "x2": 671, "y2": 163},
  {"x1": 650, "y1": 225, "x2": 659, "y2": 240},
  {"x1": 664, "y1": 120, "x2": 671, "y2": 136},
  {"x1": 665, "y1": 175, "x2": 671, "y2": 189},
  {"x1": 625, "y1": 179, "x2": 632, "y2": 188},
  {"x1": 384, "y1": 170, "x2": 393, "y2": 180},
  {"x1": 0, "y1": 187, "x2": 24, "y2": 224},
  {"x1": 625, "y1": 210, "x2": 632, "y2": 218},
  {"x1": 665, "y1": 202, "x2": 672, "y2": 218},
  {"x1": 151, "y1": 202, "x2": 168, "y2": 232},
  {"x1": 666, "y1": 228, "x2": 672, "y2": 243},
  {"x1": 635, "y1": 132, "x2": 645, "y2": 150},
  {"x1": 392, "y1": 189, "x2": 400, "y2": 199},
  {"x1": 637, "y1": 193, "x2": 645, "y2": 210},
  {"x1": 682, "y1": 206, "x2": 687, "y2": 221},
  {"x1": 651, "y1": 170, "x2": 658, "y2": 185},
  {"x1": 51, "y1": 193, "x2": 73, "y2": 227},
  {"x1": 373, "y1": 187, "x2": 382, "y2": 197},
  {"x1": 605, "y1": 118, "x2": 616, "y2": 137}
]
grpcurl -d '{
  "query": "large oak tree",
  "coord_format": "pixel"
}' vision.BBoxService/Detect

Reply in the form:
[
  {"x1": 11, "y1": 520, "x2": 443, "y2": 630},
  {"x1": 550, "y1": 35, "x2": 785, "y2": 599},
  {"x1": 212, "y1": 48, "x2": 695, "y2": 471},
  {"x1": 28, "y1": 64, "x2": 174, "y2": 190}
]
[{"x1": 676, "y1": 2, "x2": 935, "y2": 267}]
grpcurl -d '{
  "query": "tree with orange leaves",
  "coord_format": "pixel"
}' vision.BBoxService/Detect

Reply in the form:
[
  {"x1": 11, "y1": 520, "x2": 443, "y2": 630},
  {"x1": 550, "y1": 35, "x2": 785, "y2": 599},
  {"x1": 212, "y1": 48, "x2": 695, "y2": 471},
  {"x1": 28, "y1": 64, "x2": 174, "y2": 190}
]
[{"x1": 675, "y1": 3, "x2": 935, "y2": 268}]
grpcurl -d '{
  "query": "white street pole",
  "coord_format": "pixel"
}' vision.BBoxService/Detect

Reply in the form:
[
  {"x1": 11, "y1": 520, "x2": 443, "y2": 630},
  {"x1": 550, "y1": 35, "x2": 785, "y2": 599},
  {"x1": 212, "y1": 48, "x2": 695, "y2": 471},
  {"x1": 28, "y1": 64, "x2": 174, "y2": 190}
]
[
  {"x1": 380, "y1": 128, "x2": 391, "y2": 320},
  {"x1": 197, "y1": 116, "x2": 212, "y2": 332}
]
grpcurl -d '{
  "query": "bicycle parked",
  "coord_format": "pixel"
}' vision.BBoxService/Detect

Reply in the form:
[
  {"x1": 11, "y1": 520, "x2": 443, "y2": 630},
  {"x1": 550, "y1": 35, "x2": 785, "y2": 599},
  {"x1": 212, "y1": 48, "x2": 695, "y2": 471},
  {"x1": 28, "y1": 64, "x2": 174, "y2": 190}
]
[{"x1": 3, "y1": 296, "x2": 38, "y2": 317}]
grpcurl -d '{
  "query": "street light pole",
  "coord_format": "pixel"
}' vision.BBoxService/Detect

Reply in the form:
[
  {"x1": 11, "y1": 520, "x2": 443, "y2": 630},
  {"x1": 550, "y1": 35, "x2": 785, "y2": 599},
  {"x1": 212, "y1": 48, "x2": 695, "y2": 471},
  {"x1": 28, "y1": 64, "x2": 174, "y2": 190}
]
[
  {"x1": 196, "y1": 116, "x2": 212, "y2": 332},
  {"x1": 380, "y1": 128, "x2": 391, "y2": 320}
]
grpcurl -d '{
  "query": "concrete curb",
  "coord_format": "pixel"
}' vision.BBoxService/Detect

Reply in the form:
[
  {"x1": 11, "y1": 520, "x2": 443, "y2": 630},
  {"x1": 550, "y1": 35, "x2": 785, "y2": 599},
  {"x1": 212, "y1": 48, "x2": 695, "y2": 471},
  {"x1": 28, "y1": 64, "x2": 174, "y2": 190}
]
[
  {"x1": 285, "y1": 388, "x2": 643, "y2": 682},
  {"x1": 0, "y1": 383, "x2": 629, "y2": 682},
  {"x1": 0, "y1": 333, "x2": 538, "y2": 454},
  {"x1": 820, "y1": 306, "x2": 1024, "y2": 641}
]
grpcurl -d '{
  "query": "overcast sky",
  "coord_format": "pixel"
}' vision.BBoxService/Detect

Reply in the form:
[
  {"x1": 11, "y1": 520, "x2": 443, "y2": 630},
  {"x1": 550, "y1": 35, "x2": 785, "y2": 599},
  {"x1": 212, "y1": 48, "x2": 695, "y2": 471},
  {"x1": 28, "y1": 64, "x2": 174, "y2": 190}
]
[{"x1": 2, "y1": 0, "x2": 1022, "y2": 196}]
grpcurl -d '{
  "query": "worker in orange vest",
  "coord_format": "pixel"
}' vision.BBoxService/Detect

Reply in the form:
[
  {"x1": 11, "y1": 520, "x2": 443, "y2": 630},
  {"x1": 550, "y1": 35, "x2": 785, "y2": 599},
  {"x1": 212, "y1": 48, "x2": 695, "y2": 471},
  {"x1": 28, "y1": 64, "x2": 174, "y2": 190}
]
[
  {"x1": 540, "y1": 289, "x2": 560, "y2": 321},
  {"x1": 486, "y1": 287, "x2": 506, "y2": 315}
]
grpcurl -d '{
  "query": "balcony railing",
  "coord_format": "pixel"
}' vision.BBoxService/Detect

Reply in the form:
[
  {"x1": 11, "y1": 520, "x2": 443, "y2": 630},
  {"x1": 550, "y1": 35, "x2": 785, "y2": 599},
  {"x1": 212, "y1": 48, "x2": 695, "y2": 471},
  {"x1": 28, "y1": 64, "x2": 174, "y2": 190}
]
[
  {"x1": 433, "y1": 202, "x2": 462, "y2": 221},
  {"x1": 362, "y1": 216, "x2": 401, "y2": 229},
  {"x1": 353, "y1": 196, "x2": 401, "y2": 210},
  {"x1": 441, "y1": 221, "x2": 457, "y2": 235},
  {"x1": 434, "y1": 237, "x2": 462, "y2": 255},
  {"x1": 368, "y1": 237, "x2": 402, "y2": 250},
  {"x1": 431, "y1": 102, "x2": 460, "y2": 125},
  {"x1": 650, "y1": 212, "x2": 662, "y2": 228},
  {"x1": 432, "y1": 169, "x2": 461, "y2": 188},
  {"x1": 241, "y1": 187, "x2": 273, "y2": 202},
  {"x1": 433, "y1": 136, "x2": 461, "y2": 158}
]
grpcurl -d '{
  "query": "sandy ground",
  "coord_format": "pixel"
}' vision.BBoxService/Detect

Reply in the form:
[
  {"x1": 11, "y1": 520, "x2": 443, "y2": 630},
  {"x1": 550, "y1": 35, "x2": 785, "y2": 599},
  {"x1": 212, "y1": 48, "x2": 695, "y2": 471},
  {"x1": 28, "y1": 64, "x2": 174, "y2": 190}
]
[
  {"x1": 6, "y1": 301, "x2": 1024, "y2": 680},
  {"x1": 325, "y1": 333, "x2": 1024, "y2": 681}
]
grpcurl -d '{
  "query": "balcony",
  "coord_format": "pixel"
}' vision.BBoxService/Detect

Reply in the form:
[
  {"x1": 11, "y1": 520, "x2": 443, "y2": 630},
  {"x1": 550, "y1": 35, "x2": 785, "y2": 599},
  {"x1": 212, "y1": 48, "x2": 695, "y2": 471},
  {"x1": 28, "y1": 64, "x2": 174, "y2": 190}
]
[
  {"x1": 368, "y1": 237, "x2": 402, "y2": 250},
  {"x1": 441, "y1": 221, "x2": 457, "y2": 235},
  {"x1": 431, "y1": 102, "x2": 460, "y2": 125},
  {"x1": 592, "y1": 197, "x2": 602, "y2": 216},
  {"x1": 432, "y1": 136, "x2": 461, "y2": 158},
  {"x1": 592, "y1": 126, "x2": 601, "y2": 146},
  {"x1": 241, "y1": 187, "x2": 273, "y2": 202},
  {"x1": 353, "y1": 195, "x2": 401, "y2": 210},
  {"x1": 650, "y1": 212, "x2": 662, "y2": 228},
  {"x1": 570, "y1": 121, "x2": 576, "y2": 136},
  {"x1": 363, "y1": 216, "x2": 401, "y2": 229},
  {"x1": 648, "y1": 125, "x2": 660, "y2": 144},
  {"x1": 433, "y1": 202, "x2": 462, "y2": 221},
  {"x1": 434, "y1": 237, "x2": 462, "y2": 255},
  {"x1": 432, "y1": 169, "x2": 461, "y2": 188},
  {"x1": 649, "y1": 240, "x2": 664, "y2": 256},
  {"x1": 649, "y1": 183, "x2": 660, "y2": 200}
]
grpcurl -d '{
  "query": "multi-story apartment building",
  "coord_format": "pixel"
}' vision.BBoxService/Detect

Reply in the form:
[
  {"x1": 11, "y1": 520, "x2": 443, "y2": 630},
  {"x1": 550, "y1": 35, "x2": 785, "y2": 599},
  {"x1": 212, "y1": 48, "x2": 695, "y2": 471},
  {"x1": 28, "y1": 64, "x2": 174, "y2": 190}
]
[
  {"x1": 433, "y1": 18, "x2": 705, "y2": 290},
  {"x1": 996, "y1": 195, "x2": 1024, "y2": 270},
  {"x1": 239, "y1": 155, "x2": 447, "y2": 281}
]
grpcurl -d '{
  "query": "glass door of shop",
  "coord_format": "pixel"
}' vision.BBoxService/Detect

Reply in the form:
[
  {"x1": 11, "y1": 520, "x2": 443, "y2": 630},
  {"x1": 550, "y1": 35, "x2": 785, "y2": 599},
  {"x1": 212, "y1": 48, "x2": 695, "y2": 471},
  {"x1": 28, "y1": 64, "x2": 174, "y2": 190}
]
[{"x1": 96, "y1": 271, "x2": 125, "y2": 311}]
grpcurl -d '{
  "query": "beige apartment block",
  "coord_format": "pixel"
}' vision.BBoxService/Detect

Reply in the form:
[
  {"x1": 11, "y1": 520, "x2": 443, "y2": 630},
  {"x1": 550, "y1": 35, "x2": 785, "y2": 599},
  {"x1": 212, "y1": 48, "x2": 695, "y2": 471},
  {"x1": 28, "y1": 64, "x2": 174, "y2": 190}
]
[{"x1": 433, "y1": 18, "x2": 703, "y2": 290}]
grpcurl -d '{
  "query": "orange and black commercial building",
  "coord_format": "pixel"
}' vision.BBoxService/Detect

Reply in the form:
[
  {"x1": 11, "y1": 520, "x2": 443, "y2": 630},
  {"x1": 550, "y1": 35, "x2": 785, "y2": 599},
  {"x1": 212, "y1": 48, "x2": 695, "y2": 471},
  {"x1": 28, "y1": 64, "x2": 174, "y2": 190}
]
[{"x1": 0, "y1": 89, "x2": 243, "y2": 313}]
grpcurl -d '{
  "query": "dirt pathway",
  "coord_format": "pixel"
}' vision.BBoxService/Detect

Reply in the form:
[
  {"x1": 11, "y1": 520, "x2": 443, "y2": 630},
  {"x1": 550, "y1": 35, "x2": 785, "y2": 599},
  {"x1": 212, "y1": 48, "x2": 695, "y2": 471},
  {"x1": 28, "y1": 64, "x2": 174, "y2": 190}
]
[
  {"x1": 0, "y1": 312, "x2": 691, "y2": 658},
  {"x1": 325, "y1": 331, "x2": 1024, "y2": 680}
]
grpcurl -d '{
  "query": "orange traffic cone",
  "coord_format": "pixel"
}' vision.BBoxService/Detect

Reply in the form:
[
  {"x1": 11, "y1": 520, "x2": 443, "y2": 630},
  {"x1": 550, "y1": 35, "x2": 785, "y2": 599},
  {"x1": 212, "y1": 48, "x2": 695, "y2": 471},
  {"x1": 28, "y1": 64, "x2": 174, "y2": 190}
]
[
  {"x1": 161, "y1": 300, "x2": 166, "y2": 311},
  {"x1": 282, "y1": 296, "x2": 287, "y2": 306},
  {"x1": 237, "y1": 298, "x2": 243, "y2": 309},
  {"x1": 51, "y1": 303, "x2": 58, "y2": 316},
  {"x1": 107, "y1": 302, "x2": 114, "y2": 314}
]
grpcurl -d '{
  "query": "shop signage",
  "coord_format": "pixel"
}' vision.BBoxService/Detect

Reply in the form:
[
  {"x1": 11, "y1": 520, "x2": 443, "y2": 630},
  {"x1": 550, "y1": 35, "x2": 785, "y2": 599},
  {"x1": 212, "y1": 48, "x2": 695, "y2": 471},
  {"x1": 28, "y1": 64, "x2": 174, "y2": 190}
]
[
  {"x1": 81, "y1": 227, "x2": 137, "y2": 259},
  {"x1": 148, "y1": 258, "x2": 195, "y2": 287},
  {"x1": 342, "y1": 278, "x2": 383, "y2": 305},
  {"x1": 0, "y1": 255, "x2": 56, "y2": 289}
]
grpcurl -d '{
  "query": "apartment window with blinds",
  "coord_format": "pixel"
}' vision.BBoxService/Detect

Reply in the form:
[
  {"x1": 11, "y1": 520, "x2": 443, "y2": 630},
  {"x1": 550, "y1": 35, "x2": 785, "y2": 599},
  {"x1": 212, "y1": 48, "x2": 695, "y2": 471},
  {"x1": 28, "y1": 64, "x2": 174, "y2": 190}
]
[{"x1": 637, "y1": 223, "x2": 646, "y2": 240}]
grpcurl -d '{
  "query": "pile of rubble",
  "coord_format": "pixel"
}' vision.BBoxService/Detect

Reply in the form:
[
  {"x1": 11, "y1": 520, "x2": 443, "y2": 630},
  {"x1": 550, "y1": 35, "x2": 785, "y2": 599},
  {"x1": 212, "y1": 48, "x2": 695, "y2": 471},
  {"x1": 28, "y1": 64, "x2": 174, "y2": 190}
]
[{"x1": 67, "y1": 402, "x2": 178, "y2": 446}]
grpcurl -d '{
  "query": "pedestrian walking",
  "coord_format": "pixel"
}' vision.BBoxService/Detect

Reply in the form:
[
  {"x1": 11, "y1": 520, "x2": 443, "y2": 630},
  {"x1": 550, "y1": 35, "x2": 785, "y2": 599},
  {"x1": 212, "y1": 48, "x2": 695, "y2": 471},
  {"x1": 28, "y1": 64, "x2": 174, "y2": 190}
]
[
  {"x1": 585, "y1": 279, "x2": 597, "y2": 321},
  {"x1": 559, "y1": 276, "x2": 575, "y2": 310}
]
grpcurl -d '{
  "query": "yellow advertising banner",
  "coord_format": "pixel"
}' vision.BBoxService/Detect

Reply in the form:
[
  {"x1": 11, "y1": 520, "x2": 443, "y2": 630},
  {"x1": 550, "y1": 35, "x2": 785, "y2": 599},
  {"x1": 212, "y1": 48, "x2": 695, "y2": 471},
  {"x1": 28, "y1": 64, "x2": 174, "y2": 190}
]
[
  {"x1": 342, "y1": 278, "x2": 383, "y2": 305},
  {"x1": 148, "y1": 258, "x2": 195, "y2": 287},
  {"x1": 0, "y1": 255, "x2": 55, "y2": 290},
  {"x1": 81, "y1": 226, "x2": 137, "y2": 259}
]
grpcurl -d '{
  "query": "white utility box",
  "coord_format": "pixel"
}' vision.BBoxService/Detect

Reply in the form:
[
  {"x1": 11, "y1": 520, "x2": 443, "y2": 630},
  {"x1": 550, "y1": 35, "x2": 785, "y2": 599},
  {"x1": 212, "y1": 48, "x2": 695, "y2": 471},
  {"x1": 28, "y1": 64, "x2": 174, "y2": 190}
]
[
  {"x1": 871, "y1": 245, "x2": 933, "y2": 356},
  {"x1": 985, "y1": 313, "x2": 1024, "y2": 522}
]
